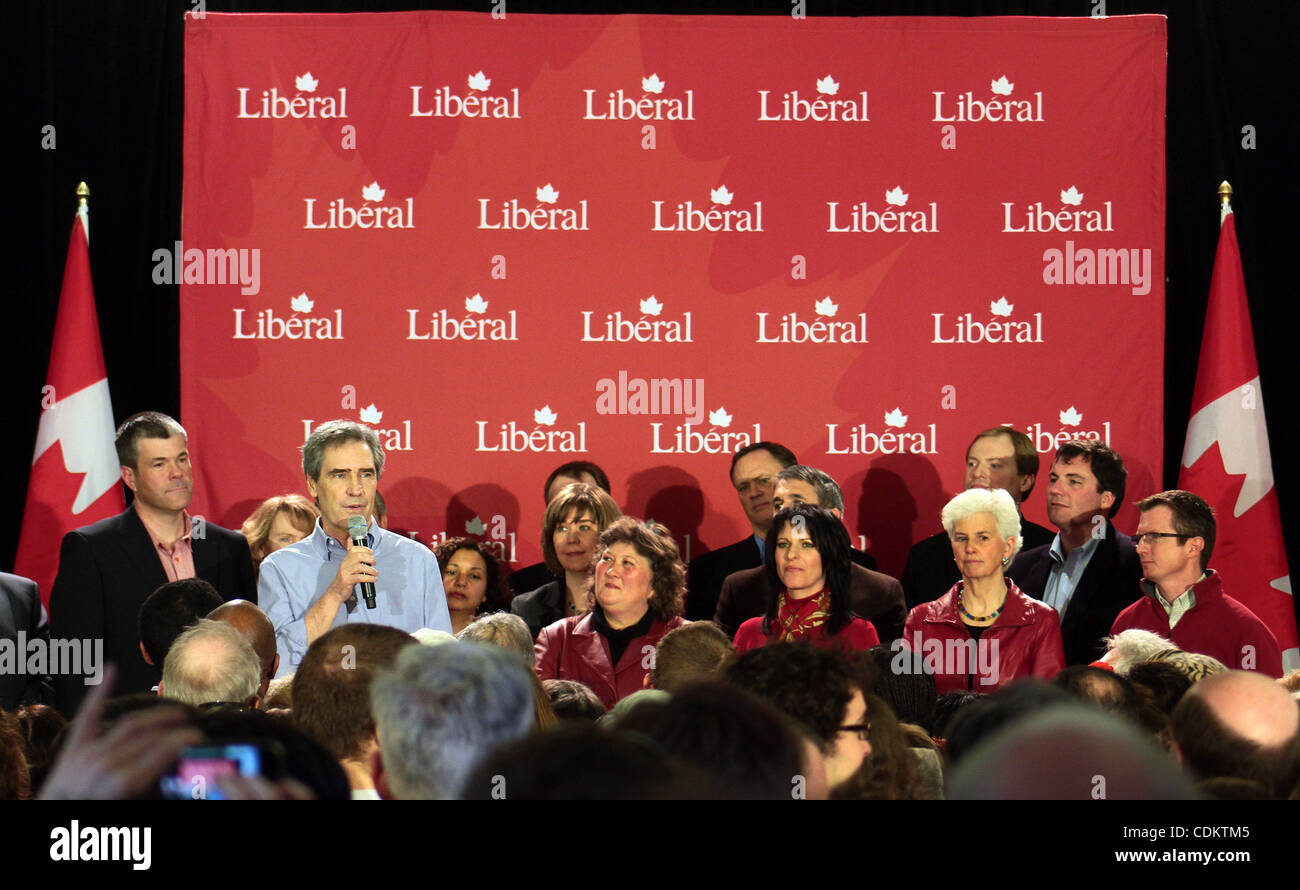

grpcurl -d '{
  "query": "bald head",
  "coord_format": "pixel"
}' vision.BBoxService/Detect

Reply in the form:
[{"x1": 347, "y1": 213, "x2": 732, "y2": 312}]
[
  {"x1": 208, "y1": 600, "x2": 279, "y2": 703},
  {"x1": 1172, "y1": 670, "x2": 1300, "y2": 798}
]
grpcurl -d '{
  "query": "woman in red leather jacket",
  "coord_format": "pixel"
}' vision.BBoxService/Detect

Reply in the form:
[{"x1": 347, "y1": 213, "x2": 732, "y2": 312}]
[
  {"x1": 534, "y1": 517, "x2": 686, "y2": 710},
  {"x1": 903, "y1": 488, "x2": 1065, "y2": 695}
]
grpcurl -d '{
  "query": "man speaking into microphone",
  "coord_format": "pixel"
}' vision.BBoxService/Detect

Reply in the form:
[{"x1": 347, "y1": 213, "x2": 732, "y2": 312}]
[{"x1": 259, "y1": 420, "x2": 451, "y2": 677}]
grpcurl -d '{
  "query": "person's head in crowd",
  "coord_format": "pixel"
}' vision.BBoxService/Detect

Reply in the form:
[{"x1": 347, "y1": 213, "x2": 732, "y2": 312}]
[
  {"x1": 544, "y1": 680, "x2": 606, "y2": 722},
  {"x1": 944, "y1": 680, "x2": 1074, "y2": 767},
  {"x1": 771, "y1": 464, "x2": 846, "y2": 518},
  {"x1": 942, "y1": 485, "x2": 1024, "y2": 566},
  {"x1": 541, "y1": 481, "x2": 623, "y2": 615},
  {"x1": 115, "y1": 411, "x2": 193, "y2": 519},
  {"x1": 1147, "y1": 648, "x2": 1228, "y2": 683},
  {"x1": 650, "y1": 621, "x2": 734, "y2": 692},
  {"x1": 725, "y1": 643, "x2": 875, "y2": 791},
  {"x1": 1170, "y1": 670, "x2": 1300, "y2": 799},
  {"x1": 591, "y1": 517, "x2": 686, "y2": 626},
  {"x1": 240, "y1": 493, "x2": 319, "y2": 571},
  {"x1": 614, "y1": 682, "x2": 823, "y2": 799},
  {"x1": 1052, "y1": 665, "x2": 1141, "y2": 723},
  {"x1": 263, "y1": 675, "x2": 294, "y2": 711},
  {"x1": 869, "y1": 644, "x2": 937, "y2": 733},
  {"x1": 291, "y1": 623, "x2": 417, "y2": 793},
  {"x1": 460, "y1": 723, "x2": 700, "y2": 800},
  {"x1": 597, "y1": 689, "x2": 671, "y2": 729},
  {"x1": 1124, "y1": 660, "x2": 1193, "y2": 748},
  {"x1": 962, "y1": 427, "x2": 1040, "y2": 504},
  {"x1": 435, "y1": 537, "x2": 512, "y2": 635},
  {"x1": 1101, "y1": 628, "x2": 1176, "y2": 674},
  {"x1": 759, "y1": 504, "x2": 855, "y2": 640},
  {"x1": 159, "y1": 619, "x2": 262, "y2": 709},
  {"x1": 369, "y1": 642, "x2": 534, "y2": 799},
  {"x1": 456, "y1": 612, "x2": 535, "y2": 668},
  {"x1": 137, "y1": 578, "x2": 224, "y2": 666},
  {"x1": 543, "y1": 461, "x2": 611, "y2": 506},
  {"x1": 14, "y1": 704, "x2": 68, "y2": 793},
  {"x1": 1045, "y1": 440, "x2": 1127, "y2": 547},
  {"x1": 729, "y1": 441, "x2": 798, "y2": 537},
  {"x1": 947, "y1": 704, "x2": 1197, "y2": 799},
  {"x1": 300, "y1": 420, "x2": 383, "y2": 547},
  {"x1": 372, "y1": 490, "x2": 387, "y2": 528},
  {"x1": 931, "y1": 690, "x2": 987, "y2": 741},
  {"x1": 0, "y1": 710, "x2": 29, "y2": 800},
  {"x1": 836, "y1": 694, "x2": 924, "y2": 800},
  {"x1": 1279, "y1": 669, "x2": 1300, "y2": 694},
  {"x1": 196, "y1": 706, "x2": 351, "y2": 801},
  {"x1": 208, "y1": 599, "x2": 279, "y2": 706},
  {"x1": 1134, "y1": 490, "x2": 1216, "y2": 604}
]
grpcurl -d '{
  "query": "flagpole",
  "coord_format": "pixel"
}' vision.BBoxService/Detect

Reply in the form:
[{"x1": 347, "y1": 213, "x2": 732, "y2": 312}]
[
  {"x1": 1218, "y1": 180, "x2": 1232, "y2": 225},
  {"x1": 76, "y1": 181, "x2": 89, "y2": 241}
]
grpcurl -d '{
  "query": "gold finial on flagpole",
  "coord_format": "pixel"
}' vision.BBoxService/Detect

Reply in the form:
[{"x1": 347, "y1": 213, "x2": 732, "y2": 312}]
[
  {"x1": 1218, "y1": 181, "x2": 1232, "y2": 207},
  {"x1": 76, "y1": 181, "x2": 90, "y2": 207}
]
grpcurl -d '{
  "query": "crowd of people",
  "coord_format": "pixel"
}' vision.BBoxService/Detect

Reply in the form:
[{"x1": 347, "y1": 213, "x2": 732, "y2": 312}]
[{"x1": 1, "y1": 411, "x2": 1297, "y2": 800}]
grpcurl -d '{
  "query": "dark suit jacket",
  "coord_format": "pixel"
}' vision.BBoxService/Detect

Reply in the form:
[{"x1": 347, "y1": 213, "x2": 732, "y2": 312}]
[
  {"x1": 714, "y1": 563, "x2": 907, "y2": 643},
  {"x1": 1008, "y1": 519, "x2": 1141, "y2": 666},
  {"x1": 507, "y1": 562, "x2": 558, "y2": 598},
  {"x1": 1, "y1": 572, "x2": 48, "y2": 711},
  {"x1": 49, "y1": 505, "x2": 255, "y2": 716},
  {"x1": 687, "y1": 535, "x2": 877, "y2": 622},
  {"x1": 902, "y1": 518, "x2": 1056, "y2": 610},
  {"x1": 510, "y1": 580, "x2": 565, "y2": 641}
]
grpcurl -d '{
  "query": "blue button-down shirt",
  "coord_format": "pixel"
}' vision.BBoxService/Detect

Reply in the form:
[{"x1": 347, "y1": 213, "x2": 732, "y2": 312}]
[
  {"x1": 259, "y1": 518, "x2": 451, "y2": 677},
  {"x1": 1041, "y1": 532, "x2": 1102, "y2": 619}
]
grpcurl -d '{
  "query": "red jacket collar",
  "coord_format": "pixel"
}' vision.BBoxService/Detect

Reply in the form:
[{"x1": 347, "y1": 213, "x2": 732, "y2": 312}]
[{"x1": 925, "y1": 578, "x2": 1041, "y2": 630}]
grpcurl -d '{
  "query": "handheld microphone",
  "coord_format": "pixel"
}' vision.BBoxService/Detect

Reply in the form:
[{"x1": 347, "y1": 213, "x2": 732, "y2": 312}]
[{"x1": 347, "y1": 515, "x2": 378, "y2": 609}]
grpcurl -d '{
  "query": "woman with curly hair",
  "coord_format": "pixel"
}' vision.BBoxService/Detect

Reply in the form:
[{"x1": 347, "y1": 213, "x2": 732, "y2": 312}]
[
  {"x1": 434, "y1": 537, "x2": 512, "y2": 636},
  {"x1": 534, "y1": 517, "x2": 687, "y2": 710}
]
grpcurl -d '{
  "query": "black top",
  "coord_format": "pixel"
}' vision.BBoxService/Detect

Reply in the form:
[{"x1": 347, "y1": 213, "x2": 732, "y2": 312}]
[{"x1": 591, "y1": 606, "x2": 655, "y2": 667}]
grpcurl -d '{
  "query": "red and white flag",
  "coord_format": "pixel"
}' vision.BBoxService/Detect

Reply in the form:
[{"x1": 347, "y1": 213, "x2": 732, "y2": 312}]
[
  {"x1": 1180, "y1": 197, "x2": 1297, "y2": 670},
  {"x1": 15, "y1": 196, "x2": 124, "y2": 604}
]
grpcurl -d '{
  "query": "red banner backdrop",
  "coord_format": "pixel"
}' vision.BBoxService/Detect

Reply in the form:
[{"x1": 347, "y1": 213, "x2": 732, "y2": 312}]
[{"x1": 181, "y1": 12, "x2": 1166, "y2": 579}]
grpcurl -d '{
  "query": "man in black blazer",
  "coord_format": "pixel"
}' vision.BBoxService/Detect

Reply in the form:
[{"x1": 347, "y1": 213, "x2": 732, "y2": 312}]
[
  {"x1": 686, "y1": 441, "x2": 798, "y2": 621},
  {"x1": 1, "y1": 571, "x2": 48, "y2": 710},
  {"x1": 714, "y1": 465, "x2": 903, "y2": 641},
  {"x1": 1008, "y1": 439, "x2": 1141, "y2": 666},
  {"x1": 49, "y1": 412, "x2": 254, "y2": 716},
  {"x1": 902, "y1": 426, "x2": 1056, "y2": 609}
]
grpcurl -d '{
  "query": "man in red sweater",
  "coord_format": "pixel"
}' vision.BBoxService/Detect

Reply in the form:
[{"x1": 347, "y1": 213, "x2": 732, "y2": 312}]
[{"x1": 1111, "y1": 490, "x2": 1282, "y2": 677}]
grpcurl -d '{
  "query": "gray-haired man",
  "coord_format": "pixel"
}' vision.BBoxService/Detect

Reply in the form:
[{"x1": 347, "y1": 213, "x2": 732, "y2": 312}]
[{"x1": 259, "y1": 420, "x2": 451, "y2": 677}]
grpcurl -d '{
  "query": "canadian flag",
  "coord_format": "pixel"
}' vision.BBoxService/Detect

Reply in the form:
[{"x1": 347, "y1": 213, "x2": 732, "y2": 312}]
[
  {"x1": 1179, "y1": 198, "x2": 1297, "y2": 670},
  {"x1": 15, "y1": 195, "x2": 124, "y2": 604}
]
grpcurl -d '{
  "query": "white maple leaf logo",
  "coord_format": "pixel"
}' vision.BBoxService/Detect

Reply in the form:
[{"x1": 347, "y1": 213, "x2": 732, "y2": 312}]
[
  {"x1": 814, "y1": 296, "x2": 838, "y2": 317},
  {"x1": 362, "y1": 181, "x2": 385, "y2": 202},
  {"x1": 467, "y1": 71, "x2": 491, "y2": 92},
  {"x1": 816, "y1": 75, "x2": 839, "y2": 95},
  {"x1": 991, "y1": 75, "x2": 1014, "y2": 96},
  {"x1": 360, "y1": 403, "x2": 383, "y2": 424},
  {"x1": 710, "y1": 185, "x2": 734, "y2": 206},
  {"x1": 640, "y1": 295, "x2": 663, "y2": 316},
  {"x1": 708, "y1": 406, "x2": 732, "y2": 428},
  {"x1": 1182, "y1": 375, "x2": 1275, "y2": 516},
  {"x1": 536, "y1": 183, "x2": 559, "y2": 204},
  {"x1": 1059, "y1": 406, "x2": 1083, "y2": 426},
  {"x1": 884, "y1": 186, "x2": 909, "y2": 207},
  {"x1": 534, "y1": 405, "x2": 557, "y2": 426},
  {"x1": 295, "y1": 72, "x2": 319, "y2": 93},
  {"x1": 465, "y1": 294, "x2": 488, "y2": 314},
  {"x1": 465, "y1": 516, "x2": 488, "y2": 535},
  {"x1": 884, "y1": 408, "x2": 908, "y2": 428},
  {"x1": 989, "y1": 297, "x2": 1014, "y2": 317},
  {"x1": 291, "y1": 293, "x2": 314, "y2": 313},
  {"x1": 642, "y1": 73, "x2": 665, "y2": 94},
  {"x1": 1060, "y1": 186, "x2": 1084, "y2": 206}
]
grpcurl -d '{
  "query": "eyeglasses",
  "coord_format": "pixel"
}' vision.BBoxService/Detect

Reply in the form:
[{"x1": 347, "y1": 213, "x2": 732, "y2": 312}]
[
  {"x1": 1132, "y1": 532, "x2": 1191, "y2": 547},
  {"x1": 839, "y1": 721, "x2": 871, "y2": 741}
]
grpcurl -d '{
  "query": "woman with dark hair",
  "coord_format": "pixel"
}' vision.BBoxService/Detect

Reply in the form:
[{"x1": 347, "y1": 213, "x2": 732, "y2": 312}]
[
  {"x1": 534, "y1": 517, "x2": 687, "y2": 710},
  {"x1": 434, "y1": 537, "x2": 512, "y2": 636},
  {"x1": 240, "y1": 494, "x2": 320, "y2": 575},
  {"x1": 511, "y1": 483, "x2": 622, "y2": 640},
  {"x1": 732, "y1": 504, "x2": 879, "y2": 652},
  {"x1": 903, "y1": 488, "x2": 1065, "y2": 695}
]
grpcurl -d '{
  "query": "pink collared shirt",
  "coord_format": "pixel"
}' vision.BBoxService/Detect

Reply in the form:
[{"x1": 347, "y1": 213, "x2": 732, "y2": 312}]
[{"x1": 144, "y1": 512, "x2": 197, "y2": 582}]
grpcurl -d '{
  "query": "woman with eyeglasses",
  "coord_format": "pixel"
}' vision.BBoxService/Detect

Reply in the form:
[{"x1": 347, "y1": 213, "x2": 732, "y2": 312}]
[
  {"x1": 732, "y1": 504, "x2": 879, "y2": 653},
  {"x1": 534, "y1": 517, "x2": 687, "y2": 710},
  {"x1": 903, "y1": 488, "x2": 1065, "y2": 694}
]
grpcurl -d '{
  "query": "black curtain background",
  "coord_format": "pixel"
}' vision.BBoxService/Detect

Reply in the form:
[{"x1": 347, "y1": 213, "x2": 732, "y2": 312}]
[{"x1": 8, "y1": 1, "x2": 1298, "y2": 638}]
